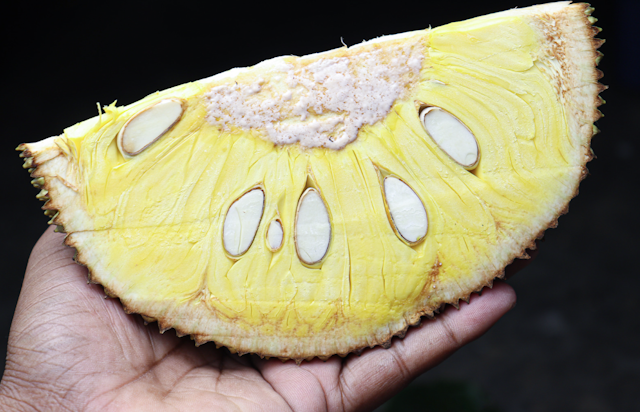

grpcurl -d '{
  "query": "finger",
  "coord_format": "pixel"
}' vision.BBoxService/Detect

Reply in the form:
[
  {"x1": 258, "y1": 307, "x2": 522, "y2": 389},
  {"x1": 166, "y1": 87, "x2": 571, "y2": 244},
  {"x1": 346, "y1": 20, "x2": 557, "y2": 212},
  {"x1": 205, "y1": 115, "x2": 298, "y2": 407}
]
[
  {"x1": 337, "y1": 282, "x2": 516, "y2": 412},
  {"x1": 251, "y1": 355, "x2": 343, "y2": 411}
]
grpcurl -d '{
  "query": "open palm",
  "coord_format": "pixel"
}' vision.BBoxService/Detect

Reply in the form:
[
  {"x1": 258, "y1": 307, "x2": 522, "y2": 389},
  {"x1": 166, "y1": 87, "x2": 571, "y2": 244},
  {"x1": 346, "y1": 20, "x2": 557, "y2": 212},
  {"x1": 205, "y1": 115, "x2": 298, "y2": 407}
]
[{"x1": 1, "y1": 227, "x2": 516, "y2": 411}]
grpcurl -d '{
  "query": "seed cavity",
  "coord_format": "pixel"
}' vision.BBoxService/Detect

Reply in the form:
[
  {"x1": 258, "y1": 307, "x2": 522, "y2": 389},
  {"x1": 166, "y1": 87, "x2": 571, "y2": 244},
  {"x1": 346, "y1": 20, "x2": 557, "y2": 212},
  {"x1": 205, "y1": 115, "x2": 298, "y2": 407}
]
[
  {"x1": 383, "y1": 176, "x2": 428, "y2": 244},
  {"x1": 223, "y1": 188, "x2": 265, "y2": 257},
  {"x1": 267, "y1": 219, "x2": 284, "y2": 252},
  {"x1": 295, "y1": 188, "x2": 331, "y2": 265},
  {"x1": 419, "y1": 106, "x2": 479, "y2": 169},
  {"x1": 118, "y1": 98, "x2": 185, "y2": 156}
]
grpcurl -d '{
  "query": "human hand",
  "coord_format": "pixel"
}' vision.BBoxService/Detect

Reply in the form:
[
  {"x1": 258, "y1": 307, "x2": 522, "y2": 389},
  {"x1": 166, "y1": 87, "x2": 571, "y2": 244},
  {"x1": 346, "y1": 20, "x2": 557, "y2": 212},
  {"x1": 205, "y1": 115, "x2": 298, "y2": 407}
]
[{"x1": 0, "y1": 227, "x2": 517, "y2": 411}]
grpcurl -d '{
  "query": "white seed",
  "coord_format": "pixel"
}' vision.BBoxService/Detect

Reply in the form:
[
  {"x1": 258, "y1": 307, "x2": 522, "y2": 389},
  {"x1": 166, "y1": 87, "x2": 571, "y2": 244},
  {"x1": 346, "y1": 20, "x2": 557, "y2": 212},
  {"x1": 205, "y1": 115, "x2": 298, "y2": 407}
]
[
  {"x1": 384, "y1": 176, "x2": 428, "y2": 244},
  {"x1": 295, "y1": 188, "x2": 331, "y2": 265},
  {"x1": 223, "y1": 188, "x2": 265, "y2": 257},
  {"x1": 267, "y1": 219, "x2": 284, "y2": 251},
  {"x1": 420, "y1": 107, "x2": 479, "y2": 168},
  {"x1": 118, "y1": 98, "x2": 185, "y2": 156}
]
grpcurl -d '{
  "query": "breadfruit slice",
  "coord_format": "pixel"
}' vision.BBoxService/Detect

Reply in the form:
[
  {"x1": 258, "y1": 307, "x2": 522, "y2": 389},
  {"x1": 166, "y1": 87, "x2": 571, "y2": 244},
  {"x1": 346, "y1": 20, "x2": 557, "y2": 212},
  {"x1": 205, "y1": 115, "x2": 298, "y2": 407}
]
[{"x1": 18, "y1": 1, "x2": 604, "y2": 361}]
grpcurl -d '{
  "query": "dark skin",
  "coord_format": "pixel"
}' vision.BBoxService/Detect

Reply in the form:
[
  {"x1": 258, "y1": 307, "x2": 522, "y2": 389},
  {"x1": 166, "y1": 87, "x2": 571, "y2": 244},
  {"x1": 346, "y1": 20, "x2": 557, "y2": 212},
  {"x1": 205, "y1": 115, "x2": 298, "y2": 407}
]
[{"x1": 0, "y1": 227, "x2": 520, "y2": 411}]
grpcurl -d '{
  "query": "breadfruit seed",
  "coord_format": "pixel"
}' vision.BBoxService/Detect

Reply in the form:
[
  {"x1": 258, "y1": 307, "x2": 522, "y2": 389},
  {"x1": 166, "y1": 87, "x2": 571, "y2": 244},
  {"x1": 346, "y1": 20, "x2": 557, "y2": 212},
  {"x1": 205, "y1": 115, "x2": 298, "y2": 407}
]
[
  {"x1": 117, "y1": 98, "x2": 185, "y2": 156},
  {"x1": 419, "y1": 106, "x2": 480, "y2": 168},
  {"x1": 267, "y1": 219, "x2": 284, "y2": 252},
  {"x1": 295, "y1": 188, "x2": 331, "y2": 265},
  {"x1": 383, "y1": 176, "x2": 428, "y2": 244},
  {"x1": 223, "y1": 188, "x2": 265, "y2": 257}
]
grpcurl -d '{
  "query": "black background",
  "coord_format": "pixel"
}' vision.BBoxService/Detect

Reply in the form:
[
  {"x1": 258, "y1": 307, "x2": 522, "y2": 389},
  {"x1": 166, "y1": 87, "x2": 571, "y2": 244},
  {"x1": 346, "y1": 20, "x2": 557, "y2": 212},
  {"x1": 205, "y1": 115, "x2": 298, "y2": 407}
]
[{"x1": 1, "y1": 1, "x2": 638, "y2": 410}]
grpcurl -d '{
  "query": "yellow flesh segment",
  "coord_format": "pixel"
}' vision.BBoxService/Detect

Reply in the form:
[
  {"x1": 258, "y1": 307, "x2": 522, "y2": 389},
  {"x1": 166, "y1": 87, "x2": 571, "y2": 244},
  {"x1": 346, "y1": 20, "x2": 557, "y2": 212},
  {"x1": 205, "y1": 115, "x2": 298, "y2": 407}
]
[{"x1": 61, "y1": 14, "x2": 576, "y2": 339}]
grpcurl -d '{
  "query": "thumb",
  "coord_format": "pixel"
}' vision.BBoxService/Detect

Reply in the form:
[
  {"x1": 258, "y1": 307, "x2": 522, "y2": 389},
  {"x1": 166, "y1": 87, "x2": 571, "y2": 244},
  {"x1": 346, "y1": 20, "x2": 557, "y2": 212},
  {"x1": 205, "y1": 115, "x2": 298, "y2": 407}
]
[
  {"x1": 13, "y1": 226, "x2": 97, "y2": 330},
  {"x1": 16, "y1": 226, "x2": 98, "y2": 317},
  {"x1": 23, "y1": 226, "x2": 86, "y2": 287}
]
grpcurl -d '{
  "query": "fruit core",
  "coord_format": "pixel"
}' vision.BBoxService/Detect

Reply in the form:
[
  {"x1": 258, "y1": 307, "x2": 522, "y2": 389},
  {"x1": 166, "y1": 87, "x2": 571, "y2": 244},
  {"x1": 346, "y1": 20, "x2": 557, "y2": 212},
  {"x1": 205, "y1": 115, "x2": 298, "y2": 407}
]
[{"x1": 205, "y1": 40, "x2": 425, "y2": 150}]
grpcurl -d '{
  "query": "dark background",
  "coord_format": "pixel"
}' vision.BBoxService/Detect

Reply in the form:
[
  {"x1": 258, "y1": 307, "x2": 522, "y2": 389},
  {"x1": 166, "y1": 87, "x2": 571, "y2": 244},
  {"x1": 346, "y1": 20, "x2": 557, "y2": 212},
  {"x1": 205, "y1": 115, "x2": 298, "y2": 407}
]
[{"x1": 1, "y1": 1, "x2": 637, "y2": 410}]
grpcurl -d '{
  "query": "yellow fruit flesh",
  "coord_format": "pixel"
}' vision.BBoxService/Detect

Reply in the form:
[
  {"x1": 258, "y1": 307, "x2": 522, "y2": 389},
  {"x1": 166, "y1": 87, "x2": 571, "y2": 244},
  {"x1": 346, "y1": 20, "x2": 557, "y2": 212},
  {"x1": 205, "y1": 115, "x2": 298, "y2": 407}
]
[{"x1": 27, "y1": 3, "x2": 599, "y2": 358}]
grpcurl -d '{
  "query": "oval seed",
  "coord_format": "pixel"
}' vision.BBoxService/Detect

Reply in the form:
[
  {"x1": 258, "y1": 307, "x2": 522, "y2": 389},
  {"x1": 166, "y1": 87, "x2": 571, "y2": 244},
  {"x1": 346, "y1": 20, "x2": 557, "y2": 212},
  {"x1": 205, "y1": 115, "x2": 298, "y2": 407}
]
[
  {"x1": 383, "y1": 176, "x2": 428, "y2": 244},
  {"x1": 118, "y1": 98, "x2": 185, "y2": 156},
  {"x1": 223, "y1": 188, "x2": 265, "y2": 257},
  {"x1": 295, "y1": 188, "x2": 331, "y2": 265},
  {"x1": 267, "y1": 219, "x2": 284, "y2": 251},
  {"x1": 420, "y1": 107, "x2": 479, "y2": 168}
]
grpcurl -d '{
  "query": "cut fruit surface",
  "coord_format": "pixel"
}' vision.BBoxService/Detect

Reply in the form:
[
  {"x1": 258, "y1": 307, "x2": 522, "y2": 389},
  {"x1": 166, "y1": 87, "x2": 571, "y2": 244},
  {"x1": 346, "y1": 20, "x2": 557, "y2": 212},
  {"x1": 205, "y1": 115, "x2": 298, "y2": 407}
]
[{"x1": 18, "y1": 2, "x2": 604, "y2": 361}]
